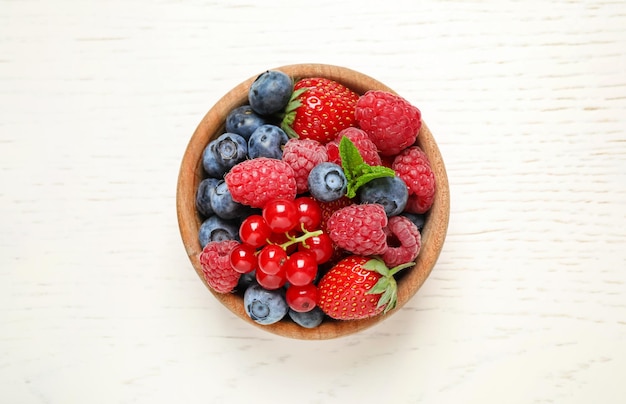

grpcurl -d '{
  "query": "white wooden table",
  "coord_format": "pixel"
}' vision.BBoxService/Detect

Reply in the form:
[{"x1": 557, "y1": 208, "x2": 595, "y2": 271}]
[{"x1": 2, "y1": 1, "x2": 625, "y2": 403}]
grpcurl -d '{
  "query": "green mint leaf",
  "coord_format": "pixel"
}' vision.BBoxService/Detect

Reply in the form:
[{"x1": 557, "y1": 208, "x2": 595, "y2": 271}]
[
  {"x1": 350, "y1": 165, "x2": 396, "y2": 198},
  {"x1": 339, "y1": 136, "x2": 364, "y2": 178},
  {"x1": 339, "y1": 136, "x2": 396, "y2": 198}
]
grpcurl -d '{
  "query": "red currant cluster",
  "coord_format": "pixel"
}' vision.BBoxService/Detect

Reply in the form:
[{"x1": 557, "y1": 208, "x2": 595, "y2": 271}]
[{"x1": 229, "y1": 197, "x2": 334, "y2": 313}]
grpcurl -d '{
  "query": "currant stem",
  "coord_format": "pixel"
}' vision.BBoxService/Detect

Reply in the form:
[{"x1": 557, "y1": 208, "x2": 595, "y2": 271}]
[{"x1": 279, "y1": 226, "x2": 323, "y2": 250}]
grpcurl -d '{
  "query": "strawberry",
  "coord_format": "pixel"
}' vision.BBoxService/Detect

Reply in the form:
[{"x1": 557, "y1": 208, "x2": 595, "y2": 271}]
[
  {"x1": 281, "y1": 77, "x2": 360, "y2": 144},
  {"x1": 317, "y1": 256, "x2": 414, "y2": 320}
]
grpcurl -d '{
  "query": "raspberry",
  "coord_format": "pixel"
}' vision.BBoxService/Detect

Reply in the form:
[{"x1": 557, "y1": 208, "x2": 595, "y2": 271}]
[
  {"x1": 355, "y1": 90, "x2": 421, "y2": 156},
  {"x1": 282, "y1": 138, "x2": 328, "y2": 193},
  {"x1": 392, "y1": 146, "x2": 436, "y2": 214},
  {"x1": 225, "y1": 157, "x2": 297, "y2": 208},
  {"x1": 198, "y1": 240, "x2": 240, "y2": 293},
  {"x1": 317, "y1": 196, "x2": 353, "y2": 233},
  {"x1": 326, "y1": 127, "x2": 382, "y2": 167},
  {"x1": 326, "y1": 203, "x2": 388, "y2": 256},
  {"x1": 382, "y1": 216, "x2": 421, "y2": 267}
]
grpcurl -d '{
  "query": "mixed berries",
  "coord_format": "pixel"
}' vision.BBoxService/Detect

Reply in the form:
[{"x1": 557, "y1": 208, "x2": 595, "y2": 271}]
[{"x1": 195, "y1": 69, "x2": 436, "y2": 328}]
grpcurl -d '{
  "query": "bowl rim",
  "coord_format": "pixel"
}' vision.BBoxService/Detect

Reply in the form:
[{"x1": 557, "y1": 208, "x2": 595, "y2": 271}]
[{"x1": 176, "y1": 63, "x2": 450, "y2": 340}]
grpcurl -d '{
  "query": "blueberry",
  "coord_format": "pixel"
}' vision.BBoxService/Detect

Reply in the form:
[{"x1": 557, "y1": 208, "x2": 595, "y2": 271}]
[
  {"x1": 401, "y1": 212, "x2": 426, "y2": 232},
  {"x1": 202, "y1": 133, "x2": 247, "y2": 178},
  {"x1": 248, "y1": 124, "x2": 288, "y2": 159},
  {"x1": 225, "y1": 105, "x2": 268, "y2": 140},
  {"x1": 248, "y1": 70, "x2": 293, "y2": 116},
  {"x1": 202, "y1": 141, "x2": 222, "y2": 178},
  {"x1": 198, "y1": 215, "x2": 239, "y2": 248},
  {"x1": 237, "y1": 271, "x2": 257, "y2": 293},
  {"x1": 288, "y1": 307, "x2": 325, "y2": 329},
  {"x1": 308, "y1": 162, "x2": 347, "y2": 202},
  {"x1": 358, "y1": 176, "x2": 409, "y2": 216},
  {"x1": 243, "y1": 284, "x2": 288, "y2": 325},
  {"x1": 210, "y1": 180, "x2": 250, "y2": 219},
  {"x1": 196, "y1": 177, "x2": 220, "y2": 217}
]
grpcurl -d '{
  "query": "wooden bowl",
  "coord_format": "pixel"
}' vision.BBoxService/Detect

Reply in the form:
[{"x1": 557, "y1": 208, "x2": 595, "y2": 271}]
[{"x1": 176, "y1": 63, "x2": 449, "y2": 340}]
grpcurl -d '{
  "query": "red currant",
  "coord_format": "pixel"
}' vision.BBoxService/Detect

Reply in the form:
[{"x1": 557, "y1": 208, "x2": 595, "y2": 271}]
[
  {"x1": 294, "y1": 197, "x2": 322, "y2": 231},
  {"x1": 268, "y1": 230, "x2": 298, "y2": 254},
  {"x1": 239, "y1": 215, "x2": 272, "y2": 248},
  {"x1": 285, "y1": 283, "x2": 318, "y2": 312},
  {"x1": 229, "y1": 243, "x2": 257, "y2": 274},
  {"x1": 285, "y1": 250, "x2": 318, "y2": 286},
  {"x1": 262, "y1": 198, "x2": 298, "y2": 233},
  {"x1": 256, "y1": 266, "x2": 287, "y2": 290},
  {"x1": 257, "y1": 244, "x2": 287, "y2": 276},
  {"x1": 299, "y1": 233, "x2": 334, "y2": 264}
]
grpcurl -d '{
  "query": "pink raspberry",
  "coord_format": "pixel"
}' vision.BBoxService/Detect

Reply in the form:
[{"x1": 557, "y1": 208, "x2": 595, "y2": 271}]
[
  {"x1": 198, "y1": 240, "x2": 240, "y2": 293},
  {"x1": 326, "y1": 127, "x2": 382, "y2": 166},
  {"x1": 225, "y1": 157, "x2": 297, "y2": 208},
  {"x1": 392, "y1": 146, "x2": 436, "y2": 214},
  {"x1": 317, "y1": 196, "x2": 354, "y2": 233},
  {"x1": 382, "y1": 216, "x2": 421, "y2": 267},
  {"x1": 355, "y1": 90, "x2": 421, "y2": 156},
  {"x1": 282, "y1": 138, "x2": 328, "y2": 193},
  {"x1": 326, "y1": 204, "x2": 388, "y2": 256}
]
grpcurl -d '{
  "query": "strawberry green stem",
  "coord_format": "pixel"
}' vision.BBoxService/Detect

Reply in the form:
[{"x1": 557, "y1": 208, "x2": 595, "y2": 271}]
[
  {"x1": 280, "y1": 87, "x2": 307, "y2": 139},
  {"x1": 363, "y1": 258, "x2": 416, "y2": 314},
  {"x1": 388, "y1": 261, "x2": 416, "y2": 276}
]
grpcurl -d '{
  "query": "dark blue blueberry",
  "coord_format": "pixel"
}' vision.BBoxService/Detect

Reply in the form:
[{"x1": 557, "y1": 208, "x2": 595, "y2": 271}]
[
  {"x1": 401, "y1": 212, "x2": 426, "y2": 232},
  {"x1": 196, "y1": 177, "x2": 220, "y2": 217},
  {"x1": 225, "y1": 105, "x2": 268, "y2": 140},
  {"x1": 210, "y1": 180, "x2": 250, "y2": 219},
  {"x1": 247, "y1": 124, "x2": 288, "y2": 159},
  {"x1": 202, "y1": 133, "x2": 247, "y2": 178},
  {"x1": 308, "y1": 162, "x2": 347, "y2": 202},
  {"x1": 243, "y1": 284, "x2": 288, "y2": 325},
  {"x1": 358, "y1": 176, "x2": 409, "y2": 216},
  {"x1": 202, "y1": 141, "x2": 222, "y2": 178},
  {"x1": 248, "y1": 70, "x2": 293, "y2": 116},
  {"x1": 236, "y1": 271, "x2": 257, "y2": 293},
  {"x1": 198, "y1": 215, "x2": 239, "y2": 248},
  {"x1": 288, "y1": 307, "x2": 325, "y2": 329}
]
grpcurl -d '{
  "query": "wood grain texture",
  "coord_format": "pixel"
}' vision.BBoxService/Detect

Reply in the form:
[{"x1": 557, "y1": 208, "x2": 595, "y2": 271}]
[{"x1": 1, "y1": 0, "x2": 625, "y2": 403}]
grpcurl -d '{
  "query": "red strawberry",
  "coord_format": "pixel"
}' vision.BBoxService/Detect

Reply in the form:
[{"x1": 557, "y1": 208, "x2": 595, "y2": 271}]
[
  {"x1": 317, "y1": 256, "x2": 413, "y2": 320},
  {"x1": 281, "y1": 77, "x2": 360, "y2": 144}
]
